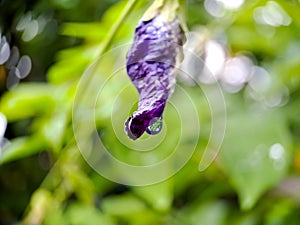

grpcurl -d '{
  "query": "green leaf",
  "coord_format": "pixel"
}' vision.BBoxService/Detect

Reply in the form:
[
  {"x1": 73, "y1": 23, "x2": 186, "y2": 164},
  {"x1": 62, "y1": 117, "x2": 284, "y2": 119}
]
[
  {"x1": 0, "y1": 136, "x2": 47, "y2": 164},
  {"x1": 133, "y1": 180, "x2": 173, "y2": 212},
  {"x1": 102, "y1": 194, "x2": 146, "y2": 216},
  {"x1": 264, "y1": 199, "x2": 296, "y2": 225},
  {"x1": 61, "y1": 22, "x2": 106, "y2": 40},
  {"x1": 62, "y1": 166, "x2": 95, "y2": 204},
  {"x1": 47, "y1": 46, "x2": 98, "y2": 84},
  {"x1": 66, "y1": 203, "x2": 115, "y2": 225},
  {"x1": 0, "y1": 83, "x2": 55, "y2": 121},
  {"x1": 178, "y1": 200, "x2": 229, "y2": 225},
  {"x1": 219, "y1": 109, "x2": 292, "y2": 210},
  {"x1": 39, "y1": 112, "x2": 68, "y2": 152},
  {"x1": 23, "y1": 189, "x2": 56, "y2": 225},
  {"x1": 102, "y1": 193, "x2": 159, "y2": 225}
]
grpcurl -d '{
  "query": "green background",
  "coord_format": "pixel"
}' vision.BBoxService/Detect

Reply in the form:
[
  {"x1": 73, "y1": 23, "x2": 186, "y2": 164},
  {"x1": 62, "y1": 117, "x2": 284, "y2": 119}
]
[{"x1": 0, "y1": 0, "x2": 300, "y2": 224}]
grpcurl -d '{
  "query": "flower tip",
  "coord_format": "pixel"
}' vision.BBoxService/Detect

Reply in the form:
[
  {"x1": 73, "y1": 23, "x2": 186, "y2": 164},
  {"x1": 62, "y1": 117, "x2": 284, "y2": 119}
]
[{"x1": 124, "y1": 117, "x2": 145, "y2": 140}]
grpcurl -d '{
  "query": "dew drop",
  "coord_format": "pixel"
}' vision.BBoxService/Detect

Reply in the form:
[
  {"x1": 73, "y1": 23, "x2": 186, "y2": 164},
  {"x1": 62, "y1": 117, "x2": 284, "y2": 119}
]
[{"x1": 146, "y1": 116, "x2": 163, "y2": 135}]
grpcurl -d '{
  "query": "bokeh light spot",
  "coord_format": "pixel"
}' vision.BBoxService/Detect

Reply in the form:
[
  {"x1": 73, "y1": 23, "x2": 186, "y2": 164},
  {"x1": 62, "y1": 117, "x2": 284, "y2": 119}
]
[
  {"x1": 0, "y1": 42, "x2": 10, "y2": 64},
  {"x1": 16, "y1": 55, "x2": 32, "y2": 79}
]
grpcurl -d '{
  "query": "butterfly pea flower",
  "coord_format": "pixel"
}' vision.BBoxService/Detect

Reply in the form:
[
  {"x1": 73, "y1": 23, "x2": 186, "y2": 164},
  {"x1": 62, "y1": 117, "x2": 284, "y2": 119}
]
[{"x1": 125, "y1": 14, "x2": 183, "y2": 140}]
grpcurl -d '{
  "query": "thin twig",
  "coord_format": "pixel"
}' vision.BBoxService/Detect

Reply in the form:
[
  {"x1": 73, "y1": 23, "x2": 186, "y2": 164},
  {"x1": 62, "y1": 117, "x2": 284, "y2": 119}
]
[{"x1": 98, "y1": 0, "x2": 139, "y2": 56}]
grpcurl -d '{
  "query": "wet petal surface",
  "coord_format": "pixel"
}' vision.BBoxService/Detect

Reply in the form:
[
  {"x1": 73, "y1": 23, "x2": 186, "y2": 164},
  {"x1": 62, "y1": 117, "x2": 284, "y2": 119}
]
[{"x1": 125, "y1": 15, "x2": 183, "y2": 140}]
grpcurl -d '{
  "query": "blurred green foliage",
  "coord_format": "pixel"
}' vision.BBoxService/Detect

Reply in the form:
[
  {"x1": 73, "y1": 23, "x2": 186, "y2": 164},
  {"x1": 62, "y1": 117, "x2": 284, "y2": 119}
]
[{"x1": 1, "y1": 0, "x2": 300, "y2": 225}]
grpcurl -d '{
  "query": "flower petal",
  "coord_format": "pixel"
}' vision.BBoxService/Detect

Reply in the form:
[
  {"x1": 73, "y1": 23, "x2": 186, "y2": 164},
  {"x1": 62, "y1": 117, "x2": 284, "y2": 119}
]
[{"x1": 125, "y1": 15, "x2": 183, "y2": 140}]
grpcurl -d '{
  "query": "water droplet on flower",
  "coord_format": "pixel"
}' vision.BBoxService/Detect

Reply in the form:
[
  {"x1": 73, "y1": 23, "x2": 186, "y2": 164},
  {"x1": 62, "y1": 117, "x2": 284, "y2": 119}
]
[{"x1": 146, "y1": 116, "x2": 163, "y2": 135}]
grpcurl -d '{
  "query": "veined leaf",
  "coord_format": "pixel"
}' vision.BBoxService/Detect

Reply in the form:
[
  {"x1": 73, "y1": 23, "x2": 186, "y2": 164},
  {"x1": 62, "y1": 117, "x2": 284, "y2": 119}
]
[{"x1": 219, "y1": 109, "x2": 292, "y2": 210}]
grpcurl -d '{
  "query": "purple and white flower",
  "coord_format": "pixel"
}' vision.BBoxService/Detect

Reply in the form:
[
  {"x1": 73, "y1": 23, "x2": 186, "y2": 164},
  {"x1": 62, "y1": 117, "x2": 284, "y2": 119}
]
[{"x1": 125, "y1": 15, "x2": 183, "y2": 140}]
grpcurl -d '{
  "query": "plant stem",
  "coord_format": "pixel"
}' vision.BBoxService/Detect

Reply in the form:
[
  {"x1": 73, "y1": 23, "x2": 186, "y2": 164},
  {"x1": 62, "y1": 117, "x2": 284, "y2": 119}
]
[
  {"x1": 98, "y1": 0, "x2": 139, "y2": 56},
  {"x1": 76, "y1": 0, "x2": 139, "y2": 102}
]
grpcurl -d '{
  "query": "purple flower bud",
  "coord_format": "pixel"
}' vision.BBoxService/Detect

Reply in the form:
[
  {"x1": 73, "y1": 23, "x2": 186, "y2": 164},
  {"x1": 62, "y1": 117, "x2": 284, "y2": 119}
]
[{"x1": 125, "y1": 15, "x2": 183, "y2": 140}]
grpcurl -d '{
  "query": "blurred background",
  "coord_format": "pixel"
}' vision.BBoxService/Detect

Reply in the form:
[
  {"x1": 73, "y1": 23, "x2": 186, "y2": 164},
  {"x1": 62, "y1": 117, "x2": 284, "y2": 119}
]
[{"x1": 0, "y1": 0, "x2": 300, "y2": 224}]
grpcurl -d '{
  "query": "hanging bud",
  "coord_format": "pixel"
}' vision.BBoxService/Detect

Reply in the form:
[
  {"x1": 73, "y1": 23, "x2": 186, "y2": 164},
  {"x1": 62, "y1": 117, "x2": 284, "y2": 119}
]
[{"x1": 125, "y1": 4, "x2": 184, "y2": 140}]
